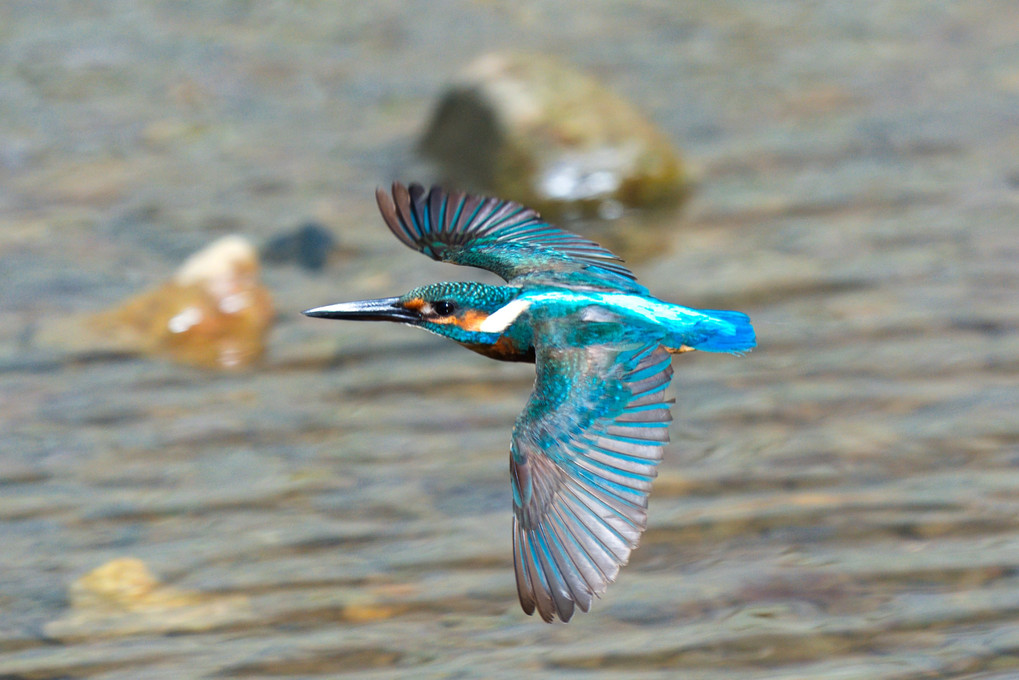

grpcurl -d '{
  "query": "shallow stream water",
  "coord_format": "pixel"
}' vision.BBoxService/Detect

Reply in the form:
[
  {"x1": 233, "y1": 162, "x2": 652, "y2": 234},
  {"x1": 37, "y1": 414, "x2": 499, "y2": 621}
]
[{"x1": 2, "y1": 3, "x2": 1018, "y2": 678}]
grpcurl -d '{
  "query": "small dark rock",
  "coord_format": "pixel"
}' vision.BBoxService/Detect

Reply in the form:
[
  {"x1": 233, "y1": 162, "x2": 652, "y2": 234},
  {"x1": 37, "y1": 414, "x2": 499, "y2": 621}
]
[{"x1": 262, "y1": 222, "x2": 337, "y2": 272}]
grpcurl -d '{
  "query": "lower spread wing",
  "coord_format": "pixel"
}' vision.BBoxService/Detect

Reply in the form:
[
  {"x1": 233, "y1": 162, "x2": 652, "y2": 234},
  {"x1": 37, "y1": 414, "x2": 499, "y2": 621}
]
[{"x1": 510, "y1": 330, "x2": 674, "y2": 622}]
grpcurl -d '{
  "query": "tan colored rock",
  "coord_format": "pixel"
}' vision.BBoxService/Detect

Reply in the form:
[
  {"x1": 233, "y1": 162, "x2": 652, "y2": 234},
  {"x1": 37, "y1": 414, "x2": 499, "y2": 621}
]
[
  {"x1": 342, "y1": 602, "x2": 402, "y2": 622},
  {"x1": 67, "y1": 558, "x2": 201, "y2": 612},
  {"x1": 141, "y1": 118, "x2": 206, "y2": 149},
  {"x1": 419, "y1": 52, "x2": 690, "y2": 219},
  {"x1": 45, "y1": 558, "x2": 253, "y2": 639},
  {"x1": 84, "y1": 235, "x2": 274, "y2": 370}
]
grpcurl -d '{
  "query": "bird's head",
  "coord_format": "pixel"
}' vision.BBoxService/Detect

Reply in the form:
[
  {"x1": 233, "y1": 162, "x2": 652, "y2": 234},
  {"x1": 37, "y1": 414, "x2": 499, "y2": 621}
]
[{"x1": 304, "y1": 281, "x2": 524, "y2": 347}]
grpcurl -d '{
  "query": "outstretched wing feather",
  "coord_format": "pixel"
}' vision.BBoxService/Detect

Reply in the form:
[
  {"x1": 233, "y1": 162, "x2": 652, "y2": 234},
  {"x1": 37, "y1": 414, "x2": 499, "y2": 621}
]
[
  {"x1": 510, "y1": 336, "x2": 674, "y2": 622},
  {"x1": 376, "y1": 183, "x2": 645, "y2": 291}
]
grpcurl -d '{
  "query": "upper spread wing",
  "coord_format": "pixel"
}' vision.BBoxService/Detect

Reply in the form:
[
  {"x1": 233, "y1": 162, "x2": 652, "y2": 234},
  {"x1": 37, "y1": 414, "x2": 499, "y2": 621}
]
[
  {"x1": 510, "y1": 328, "x2": 674, "y2": 622},
  {"x1": 376, "y1": 183, "x2": 646, "y2": 293}
]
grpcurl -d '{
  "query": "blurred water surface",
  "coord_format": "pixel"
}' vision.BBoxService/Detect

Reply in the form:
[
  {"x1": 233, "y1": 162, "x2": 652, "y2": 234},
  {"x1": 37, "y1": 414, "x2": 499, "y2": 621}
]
[{"x1": 2, "y1": 2, "x2": 1018, "y2": 678}]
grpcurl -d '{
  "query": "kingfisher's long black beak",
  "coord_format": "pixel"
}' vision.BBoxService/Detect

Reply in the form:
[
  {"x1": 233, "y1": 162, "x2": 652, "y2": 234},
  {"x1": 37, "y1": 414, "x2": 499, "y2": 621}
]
[{"x1": 302, "y1": 297, "x2": 419, "y2": 323}]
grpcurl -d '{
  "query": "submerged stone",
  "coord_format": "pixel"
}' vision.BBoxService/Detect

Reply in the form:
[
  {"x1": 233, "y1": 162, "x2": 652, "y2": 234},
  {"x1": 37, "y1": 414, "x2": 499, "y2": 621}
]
[
  {"x1": 262, "y1": 221, "x2": 337, "y2": 272},
  {"x1": 45, "y1": 558, "x2": 253, "y2": 639},
  {"x1": 419, "y1": 52, "x2": 690, "y2": 219},
  {"x1": 85, "y1": 235, "x2": 274, "y2": 370}
]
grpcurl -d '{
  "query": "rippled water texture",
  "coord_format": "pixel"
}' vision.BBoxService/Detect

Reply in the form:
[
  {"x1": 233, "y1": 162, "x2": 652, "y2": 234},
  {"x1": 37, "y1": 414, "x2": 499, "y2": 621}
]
[{"x1": 2, "y1": 3, "x2": 1018, "y2": 678}]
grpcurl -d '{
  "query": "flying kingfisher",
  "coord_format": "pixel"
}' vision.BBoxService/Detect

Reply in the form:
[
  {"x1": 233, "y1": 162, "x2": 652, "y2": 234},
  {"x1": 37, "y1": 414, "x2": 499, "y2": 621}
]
[{"x1": 305, "y1": 183, "x2": 755, "y2": 623}]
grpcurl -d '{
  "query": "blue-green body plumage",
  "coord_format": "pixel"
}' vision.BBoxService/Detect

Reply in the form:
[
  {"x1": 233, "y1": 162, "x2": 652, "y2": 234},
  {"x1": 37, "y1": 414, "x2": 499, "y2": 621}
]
[{"x1": 305, "y1": 183, "x2": 755, "y2": 623}]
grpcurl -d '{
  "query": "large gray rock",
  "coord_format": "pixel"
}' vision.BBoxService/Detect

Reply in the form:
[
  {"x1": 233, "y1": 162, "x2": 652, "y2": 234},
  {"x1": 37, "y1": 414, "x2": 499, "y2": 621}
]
[{"x1": 419, "y1": 52, "x2": 690, "y2": 220}]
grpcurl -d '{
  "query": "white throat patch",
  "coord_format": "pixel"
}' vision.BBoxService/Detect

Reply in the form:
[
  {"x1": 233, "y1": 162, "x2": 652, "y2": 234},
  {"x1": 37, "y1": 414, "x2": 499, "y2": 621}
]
[{"x1": 479, "y1": 298, "x2": 533, "y2": 333}]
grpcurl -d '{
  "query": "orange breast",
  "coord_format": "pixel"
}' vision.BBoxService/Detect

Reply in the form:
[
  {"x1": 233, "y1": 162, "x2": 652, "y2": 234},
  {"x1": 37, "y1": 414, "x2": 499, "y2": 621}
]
[{"x1": 465, "y1": 335, "x2": 535, "y2": 363}]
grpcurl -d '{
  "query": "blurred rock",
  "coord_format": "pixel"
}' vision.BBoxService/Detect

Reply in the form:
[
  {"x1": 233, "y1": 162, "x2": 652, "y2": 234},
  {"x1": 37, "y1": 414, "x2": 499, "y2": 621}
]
[
  {"x1": 262, "y1": 221, "x2": 337, "y2": 272},
  {"x1": 45, "y1": 558, "x2": 253, "y2": 639},
  {"x1": 140, "y1": 118, "x2": 206, "y2": 150},
  {"x1": 419, "y1": 52, "x2": 690, "y2": 219},
  {"x1": 342, "y1": 602, "x2": 402, "y2": 622},
  {"x1": 47, "y1": 158, "x2": 133, "y2": 207},
  {"x1": 42, "y1": 235, "x2": 274, "y2": 370}
]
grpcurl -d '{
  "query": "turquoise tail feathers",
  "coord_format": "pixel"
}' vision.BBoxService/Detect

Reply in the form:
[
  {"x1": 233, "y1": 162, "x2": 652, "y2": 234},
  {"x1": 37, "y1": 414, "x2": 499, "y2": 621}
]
[{"x1": 670, "y1": 309, "x2": 756, "y2": 354}]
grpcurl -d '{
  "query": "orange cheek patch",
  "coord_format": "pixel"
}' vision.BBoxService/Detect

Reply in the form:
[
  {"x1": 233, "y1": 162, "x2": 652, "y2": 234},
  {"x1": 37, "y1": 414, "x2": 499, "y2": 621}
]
[
  {"x1": 430, "y1": 309, "x2": 490, "y2": 331},
  {"x1": 460, "y1": 310, "x2": 490, "y2": 332},
  {"x1": 403, "y1": 298, "x2": 425, "y2": 312}
]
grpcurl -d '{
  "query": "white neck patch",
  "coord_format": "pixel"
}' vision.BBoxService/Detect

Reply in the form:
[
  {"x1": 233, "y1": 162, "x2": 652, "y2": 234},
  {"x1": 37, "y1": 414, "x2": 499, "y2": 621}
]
[{"x1": 479, "y1": 298, "x2": 533, "y2": 333}]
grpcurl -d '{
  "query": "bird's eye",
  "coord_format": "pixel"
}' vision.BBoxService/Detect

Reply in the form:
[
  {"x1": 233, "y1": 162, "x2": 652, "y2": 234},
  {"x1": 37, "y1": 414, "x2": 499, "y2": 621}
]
[{"x1": 433, "y1": 300, "x2": 456, "y2": 316}]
